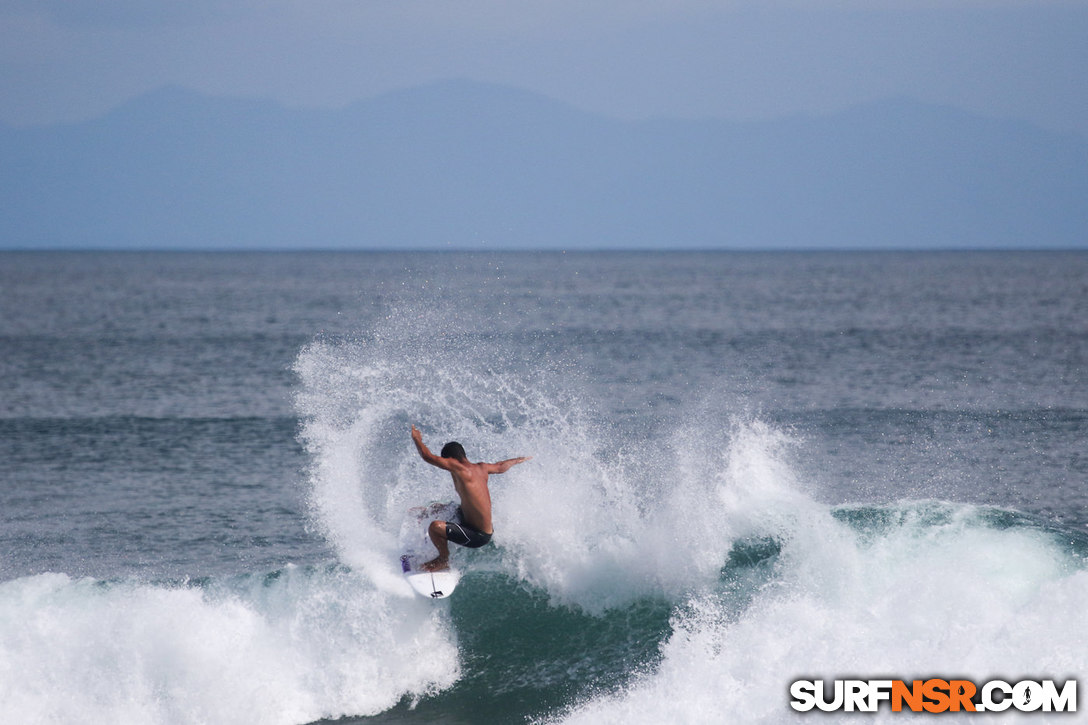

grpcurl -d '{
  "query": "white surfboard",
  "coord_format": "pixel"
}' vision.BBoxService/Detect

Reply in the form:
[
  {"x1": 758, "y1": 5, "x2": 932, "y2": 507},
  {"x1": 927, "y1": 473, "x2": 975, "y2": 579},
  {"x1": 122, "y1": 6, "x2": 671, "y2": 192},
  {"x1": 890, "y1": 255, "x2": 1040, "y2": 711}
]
[
  {"x1": 400, "y1": 554, "x2": 461, "y2": 599},
  {"x1": 399, "y1": 501, "x2": 462, "y2": 599}
]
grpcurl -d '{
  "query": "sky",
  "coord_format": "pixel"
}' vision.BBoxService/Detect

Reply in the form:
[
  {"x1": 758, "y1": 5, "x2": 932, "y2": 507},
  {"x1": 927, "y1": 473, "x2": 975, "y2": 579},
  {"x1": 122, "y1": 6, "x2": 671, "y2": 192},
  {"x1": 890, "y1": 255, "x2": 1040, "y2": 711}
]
[{"x1": 1, "y1": 0, "x2": 1087, "y2": 139}]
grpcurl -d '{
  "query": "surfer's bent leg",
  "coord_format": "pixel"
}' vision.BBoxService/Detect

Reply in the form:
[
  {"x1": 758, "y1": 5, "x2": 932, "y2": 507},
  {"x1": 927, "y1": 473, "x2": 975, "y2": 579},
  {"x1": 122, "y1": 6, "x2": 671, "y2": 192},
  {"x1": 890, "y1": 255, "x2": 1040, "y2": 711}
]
[
  {"x1": 421, "y1": 518, "x2": 493, "y2": 572},
  {"x1": 422, "y1": 519, "x2": 450, "y2": 572}
]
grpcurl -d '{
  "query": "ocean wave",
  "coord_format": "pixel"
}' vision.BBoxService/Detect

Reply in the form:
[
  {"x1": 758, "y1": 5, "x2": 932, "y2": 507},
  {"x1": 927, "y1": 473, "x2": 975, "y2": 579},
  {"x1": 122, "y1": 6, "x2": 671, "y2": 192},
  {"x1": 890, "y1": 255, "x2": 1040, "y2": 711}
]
[{"x1": 549, "y1": 500, "x2": 1088, "y2": 724}]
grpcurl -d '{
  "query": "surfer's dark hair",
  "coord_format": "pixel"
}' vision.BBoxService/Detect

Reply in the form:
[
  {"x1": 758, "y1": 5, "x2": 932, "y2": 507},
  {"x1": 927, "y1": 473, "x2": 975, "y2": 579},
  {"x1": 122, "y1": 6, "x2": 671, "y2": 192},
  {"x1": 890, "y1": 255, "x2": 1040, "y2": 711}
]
[{"x1": 441, "y1": 441, "x2": 467, "y2": 460}]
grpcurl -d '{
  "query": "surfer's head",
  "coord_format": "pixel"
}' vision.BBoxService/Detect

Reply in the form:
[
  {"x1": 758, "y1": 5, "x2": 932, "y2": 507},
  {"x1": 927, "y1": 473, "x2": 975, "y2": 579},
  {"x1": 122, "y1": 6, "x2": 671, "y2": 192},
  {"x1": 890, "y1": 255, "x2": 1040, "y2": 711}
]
[{"x1": 441, "y1": 441, "x2": 467, "y2": 461}]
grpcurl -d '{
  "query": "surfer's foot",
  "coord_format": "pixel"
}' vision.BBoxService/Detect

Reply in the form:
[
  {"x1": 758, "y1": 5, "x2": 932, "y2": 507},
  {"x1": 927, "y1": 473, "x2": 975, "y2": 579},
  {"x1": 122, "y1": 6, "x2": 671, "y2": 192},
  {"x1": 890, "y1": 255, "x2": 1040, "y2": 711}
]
[{"x1": 421, "y1": 556, "x2": 450, "y2": 572}]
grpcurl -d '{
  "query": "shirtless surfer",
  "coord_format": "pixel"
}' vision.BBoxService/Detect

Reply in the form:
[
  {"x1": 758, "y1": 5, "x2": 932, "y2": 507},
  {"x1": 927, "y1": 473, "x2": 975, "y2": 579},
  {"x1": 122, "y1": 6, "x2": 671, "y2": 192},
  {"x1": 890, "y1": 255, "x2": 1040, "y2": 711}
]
[{"x1": 410, "y1": 425, "x2": 531, "y2": 572}]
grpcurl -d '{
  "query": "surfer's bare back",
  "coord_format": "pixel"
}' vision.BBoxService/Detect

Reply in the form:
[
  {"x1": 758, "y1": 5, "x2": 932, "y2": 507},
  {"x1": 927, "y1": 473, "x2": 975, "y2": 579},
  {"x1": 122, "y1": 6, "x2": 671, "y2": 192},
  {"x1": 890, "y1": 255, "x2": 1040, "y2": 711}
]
[{"x1": 410, "y1": 425, "x2": 531, "y2": 572}]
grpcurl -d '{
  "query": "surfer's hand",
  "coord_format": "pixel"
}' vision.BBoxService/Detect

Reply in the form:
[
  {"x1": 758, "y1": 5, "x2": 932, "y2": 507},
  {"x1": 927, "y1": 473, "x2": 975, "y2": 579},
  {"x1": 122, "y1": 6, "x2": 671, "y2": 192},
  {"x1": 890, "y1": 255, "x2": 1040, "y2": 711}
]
[{"x1": 411, "y1": 425, "x2": 423, "y2": 443}]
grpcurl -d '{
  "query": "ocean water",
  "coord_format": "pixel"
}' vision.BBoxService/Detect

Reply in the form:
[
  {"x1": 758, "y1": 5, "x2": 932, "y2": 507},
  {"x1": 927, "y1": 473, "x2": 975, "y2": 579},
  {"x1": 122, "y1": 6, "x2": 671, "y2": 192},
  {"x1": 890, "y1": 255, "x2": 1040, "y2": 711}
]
[{"x1": 1, "y1": 251, "x2": 1086, "y2": 724}]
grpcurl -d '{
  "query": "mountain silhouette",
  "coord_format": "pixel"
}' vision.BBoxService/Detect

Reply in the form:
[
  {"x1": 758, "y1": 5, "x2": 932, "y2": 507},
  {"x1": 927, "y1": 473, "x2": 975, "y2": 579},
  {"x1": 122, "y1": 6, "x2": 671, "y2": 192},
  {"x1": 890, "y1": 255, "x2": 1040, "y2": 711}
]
[{"x1": 2, "y1": 80, "x2": 1085, "y2": 249}]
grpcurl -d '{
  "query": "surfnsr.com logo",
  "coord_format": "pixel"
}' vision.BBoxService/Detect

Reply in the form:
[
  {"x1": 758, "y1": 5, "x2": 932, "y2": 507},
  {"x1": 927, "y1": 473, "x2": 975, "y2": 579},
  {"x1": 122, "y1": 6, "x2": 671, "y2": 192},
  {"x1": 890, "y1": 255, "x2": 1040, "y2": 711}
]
[{"x1": 790, "y1": 679, "x2": 1077, "y2": 714}]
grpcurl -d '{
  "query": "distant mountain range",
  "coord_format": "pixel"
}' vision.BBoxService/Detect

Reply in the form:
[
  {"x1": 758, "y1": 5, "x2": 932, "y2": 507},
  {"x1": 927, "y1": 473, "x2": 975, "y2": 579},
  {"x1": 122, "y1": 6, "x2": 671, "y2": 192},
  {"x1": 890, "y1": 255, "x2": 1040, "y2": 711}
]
[{"x1": 2, "y1": 80, "x2": 1086, "y2": 249}]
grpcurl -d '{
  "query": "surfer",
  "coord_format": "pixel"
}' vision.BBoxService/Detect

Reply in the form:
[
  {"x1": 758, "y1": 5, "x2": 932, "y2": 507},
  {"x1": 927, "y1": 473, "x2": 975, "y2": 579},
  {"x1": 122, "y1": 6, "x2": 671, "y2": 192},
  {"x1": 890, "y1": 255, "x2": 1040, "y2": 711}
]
[{"x1": 411, "y1": 425, "x2": 531, "y2": 572}]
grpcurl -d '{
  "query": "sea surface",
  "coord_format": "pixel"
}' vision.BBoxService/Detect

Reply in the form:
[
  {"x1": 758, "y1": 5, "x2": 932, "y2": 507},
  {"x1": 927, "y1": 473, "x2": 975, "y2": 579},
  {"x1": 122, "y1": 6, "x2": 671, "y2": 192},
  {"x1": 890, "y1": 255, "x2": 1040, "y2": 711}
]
[{"x1": 1, "y1": 251, "x2": 1086, "y2": 724}]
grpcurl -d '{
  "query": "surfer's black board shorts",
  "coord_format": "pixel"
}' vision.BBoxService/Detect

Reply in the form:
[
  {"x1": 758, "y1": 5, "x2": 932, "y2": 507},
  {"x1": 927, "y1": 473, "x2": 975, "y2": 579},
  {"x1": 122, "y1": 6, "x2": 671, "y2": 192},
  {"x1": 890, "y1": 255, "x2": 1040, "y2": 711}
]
[{"x1": 445, "y1": 507, "x2": 492, "y2": 549}]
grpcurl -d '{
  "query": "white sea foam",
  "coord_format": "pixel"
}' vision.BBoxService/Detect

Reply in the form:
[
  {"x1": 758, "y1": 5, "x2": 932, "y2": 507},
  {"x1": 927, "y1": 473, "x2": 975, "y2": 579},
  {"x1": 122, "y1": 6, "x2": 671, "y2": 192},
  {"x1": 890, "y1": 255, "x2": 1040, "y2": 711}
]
[
  {"x1": 0, "y1": 565, "x2": 459, "y2": 725},
  {"x1": 293, "y1": 314, "x2": 774, "y2": 612}
]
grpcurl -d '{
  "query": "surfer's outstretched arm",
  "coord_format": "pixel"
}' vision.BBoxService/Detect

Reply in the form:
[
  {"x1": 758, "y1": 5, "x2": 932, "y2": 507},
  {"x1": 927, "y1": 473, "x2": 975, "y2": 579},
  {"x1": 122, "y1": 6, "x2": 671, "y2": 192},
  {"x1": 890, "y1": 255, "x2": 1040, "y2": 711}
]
[{"x1": 485, "y1": 456, "x2": 532, "y2": 474}]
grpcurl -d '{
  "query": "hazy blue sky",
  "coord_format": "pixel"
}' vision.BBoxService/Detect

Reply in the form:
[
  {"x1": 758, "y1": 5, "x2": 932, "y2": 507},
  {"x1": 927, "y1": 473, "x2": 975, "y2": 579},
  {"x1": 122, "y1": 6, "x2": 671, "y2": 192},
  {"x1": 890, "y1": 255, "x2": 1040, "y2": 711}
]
[{"x1": 2, "y1": 0, "x2": 1086, "y2": 137}]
